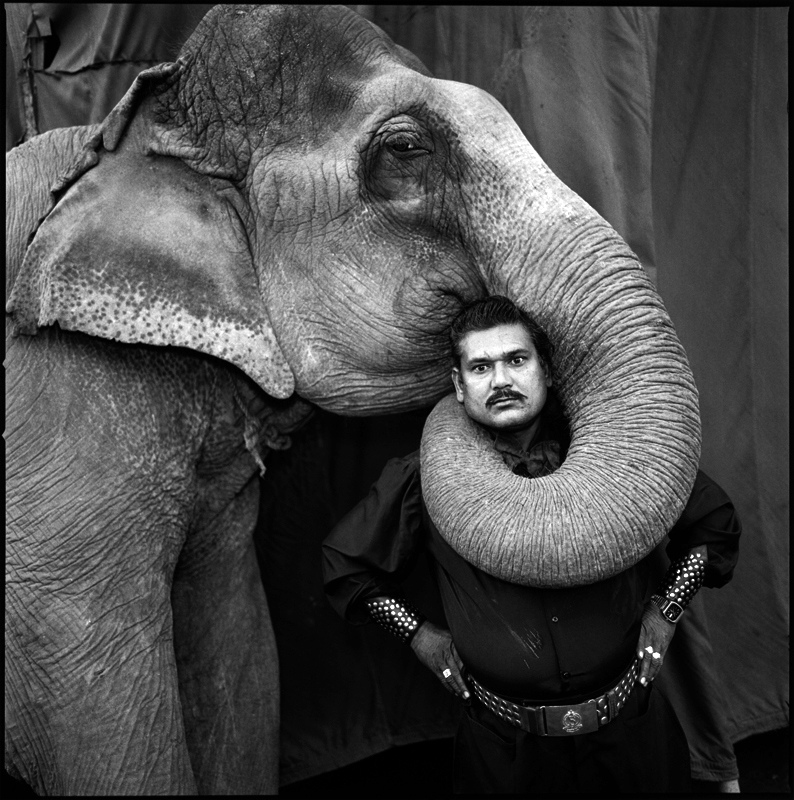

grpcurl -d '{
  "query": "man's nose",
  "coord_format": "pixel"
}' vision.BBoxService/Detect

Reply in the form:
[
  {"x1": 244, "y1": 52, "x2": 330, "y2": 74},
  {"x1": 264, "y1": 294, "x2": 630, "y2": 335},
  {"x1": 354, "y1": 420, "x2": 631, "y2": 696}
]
[{"x1": 492, "y1": 362, "x2": 511, "y2": 387}]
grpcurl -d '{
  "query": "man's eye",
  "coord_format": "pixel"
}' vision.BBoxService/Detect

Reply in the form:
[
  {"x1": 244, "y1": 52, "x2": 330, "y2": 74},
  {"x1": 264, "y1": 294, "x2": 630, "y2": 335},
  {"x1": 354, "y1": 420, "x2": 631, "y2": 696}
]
[
  {"x1": 511, "y1": 356, "x2": 526, "y2": 365},
  {"x1": 472, "y1": 364, "x2": 489, "y2": 374}
]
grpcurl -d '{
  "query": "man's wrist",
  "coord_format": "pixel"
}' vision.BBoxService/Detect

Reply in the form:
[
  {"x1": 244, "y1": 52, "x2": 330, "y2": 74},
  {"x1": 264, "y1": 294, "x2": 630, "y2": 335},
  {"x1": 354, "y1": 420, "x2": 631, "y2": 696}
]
[
  {"x1": 652, "y1": 551, "x2": 707, "y2": 622},
  {"x1": 365, "y1": 596, "x2": 426, "y2": 644},
  {"x1": 650, "y1": 594, "x2": 685, "y2": 624}
]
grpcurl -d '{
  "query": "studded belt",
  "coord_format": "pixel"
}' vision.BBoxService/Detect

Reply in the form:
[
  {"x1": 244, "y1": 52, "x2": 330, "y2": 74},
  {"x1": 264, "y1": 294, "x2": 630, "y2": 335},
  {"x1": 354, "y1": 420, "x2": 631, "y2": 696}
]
[{"x1": 467, "y1": 659, "x2": 640, "y2": 736}]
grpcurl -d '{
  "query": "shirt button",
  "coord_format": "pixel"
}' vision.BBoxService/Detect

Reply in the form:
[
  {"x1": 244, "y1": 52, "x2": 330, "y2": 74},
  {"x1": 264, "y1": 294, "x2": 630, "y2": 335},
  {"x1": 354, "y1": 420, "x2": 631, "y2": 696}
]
[
  {"x1": 561, "y1": 671, "x2": 571, "y2": 680},
  {"x1": 551, "y1": 616, "x2": 559, "y2": 623}
]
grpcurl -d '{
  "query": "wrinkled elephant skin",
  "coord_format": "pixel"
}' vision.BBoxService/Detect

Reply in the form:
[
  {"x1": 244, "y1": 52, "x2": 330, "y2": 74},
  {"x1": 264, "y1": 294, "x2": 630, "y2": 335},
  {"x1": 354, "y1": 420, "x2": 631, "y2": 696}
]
[{"x1": 5, "y1": 5, "x2": 699, "y2": 795}]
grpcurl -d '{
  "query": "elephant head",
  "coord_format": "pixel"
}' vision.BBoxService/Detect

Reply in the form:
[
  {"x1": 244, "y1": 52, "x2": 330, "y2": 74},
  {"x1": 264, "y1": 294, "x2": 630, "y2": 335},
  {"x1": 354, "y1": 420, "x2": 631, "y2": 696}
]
[{"x1": 7, "y1": 5, "x2": 700, "y2": 587}]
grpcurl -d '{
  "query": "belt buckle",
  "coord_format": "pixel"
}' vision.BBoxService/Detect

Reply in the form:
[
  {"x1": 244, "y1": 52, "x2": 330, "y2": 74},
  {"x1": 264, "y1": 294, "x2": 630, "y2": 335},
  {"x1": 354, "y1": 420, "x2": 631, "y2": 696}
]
[{"x1": 542, "y1": 699, "x2": 599, "y2": 736}]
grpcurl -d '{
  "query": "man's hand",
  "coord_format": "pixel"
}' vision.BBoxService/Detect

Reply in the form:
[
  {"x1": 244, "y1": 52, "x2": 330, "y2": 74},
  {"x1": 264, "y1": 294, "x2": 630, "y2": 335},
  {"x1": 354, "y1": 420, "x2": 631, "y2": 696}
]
[
  {"x1": 636, "y1": 601, "x2": 677, "y2": 686},
  {"x1": 410, "y1": 621, "x2": 470, "y2": 701}
]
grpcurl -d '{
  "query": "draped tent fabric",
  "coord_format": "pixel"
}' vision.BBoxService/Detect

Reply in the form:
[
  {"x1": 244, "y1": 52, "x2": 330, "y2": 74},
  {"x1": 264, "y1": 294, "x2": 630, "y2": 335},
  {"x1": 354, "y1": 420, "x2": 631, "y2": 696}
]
[
  {"x1": 5, "y1": 3, "x2": 788, "y2": 787},
  {"x1": 651, "y1": 6, "x2": 789, "y2": 740},
  {"x1": 5, "y1": 3, "x2": 214, "y2": 148}
]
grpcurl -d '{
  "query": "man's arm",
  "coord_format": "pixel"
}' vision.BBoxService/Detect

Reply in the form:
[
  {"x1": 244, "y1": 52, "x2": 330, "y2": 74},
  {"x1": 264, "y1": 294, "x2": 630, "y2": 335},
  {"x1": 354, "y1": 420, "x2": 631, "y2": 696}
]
[
  {"x1": 365, "y1": 597, "x2": 470, "y2": 701},
  {"x1": 322, "y1": 454, "x2": 424, "y2": 622},
  {"x1": 636, "y1": 470, "x2": 741, "y2": 685},
  {"x1": 637, "y1": 544, "x2": 707, "y2": 685},
  {"x1": 322, "y1": 454, "x2": 470, "y2": 701}
]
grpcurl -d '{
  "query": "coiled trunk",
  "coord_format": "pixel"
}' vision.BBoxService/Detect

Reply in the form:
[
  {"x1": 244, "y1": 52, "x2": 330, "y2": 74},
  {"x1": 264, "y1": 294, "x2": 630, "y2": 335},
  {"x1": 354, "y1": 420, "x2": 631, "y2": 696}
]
[{"x1": 420, "y1": 91, "x2": 700, "y2": 588}]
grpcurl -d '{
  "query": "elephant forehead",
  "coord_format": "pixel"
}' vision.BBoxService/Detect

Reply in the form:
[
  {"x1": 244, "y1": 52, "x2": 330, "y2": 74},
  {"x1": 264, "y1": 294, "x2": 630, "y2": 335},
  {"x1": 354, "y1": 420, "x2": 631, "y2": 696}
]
[{"x1": 177, "y1": 5, "x2": 411, "y2": 146}]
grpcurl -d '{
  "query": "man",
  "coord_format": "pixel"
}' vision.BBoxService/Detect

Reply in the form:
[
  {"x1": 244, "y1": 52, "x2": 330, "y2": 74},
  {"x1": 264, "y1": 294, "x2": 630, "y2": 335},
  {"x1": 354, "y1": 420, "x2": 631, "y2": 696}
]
[{"x1": 322, "y1": 295, "x2": 741, "y2": 793}]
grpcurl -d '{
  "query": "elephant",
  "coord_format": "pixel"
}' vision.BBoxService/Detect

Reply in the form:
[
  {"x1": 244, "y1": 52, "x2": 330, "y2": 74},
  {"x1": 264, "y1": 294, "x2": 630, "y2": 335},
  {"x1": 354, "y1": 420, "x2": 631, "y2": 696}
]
[{"x1": 5, "y1": 4, "x2": 700, "y2": 795}]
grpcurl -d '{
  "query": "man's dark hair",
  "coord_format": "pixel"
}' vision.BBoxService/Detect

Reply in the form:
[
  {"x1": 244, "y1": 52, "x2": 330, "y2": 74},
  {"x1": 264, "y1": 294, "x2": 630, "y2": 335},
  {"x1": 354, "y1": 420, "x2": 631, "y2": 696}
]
[{"x1": 449, "y1": 295, "x2": 555, "y2": 371}]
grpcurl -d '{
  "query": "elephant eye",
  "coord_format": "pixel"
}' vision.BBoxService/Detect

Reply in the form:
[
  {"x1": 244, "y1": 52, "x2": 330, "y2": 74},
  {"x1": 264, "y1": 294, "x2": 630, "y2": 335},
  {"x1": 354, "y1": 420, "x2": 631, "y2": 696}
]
[
  {"x1": 384, "y1": 132, "x2": 431, "y2": 160},
  {"x1": 365, "y1": 117, "x2": 435, "y2": 205}
]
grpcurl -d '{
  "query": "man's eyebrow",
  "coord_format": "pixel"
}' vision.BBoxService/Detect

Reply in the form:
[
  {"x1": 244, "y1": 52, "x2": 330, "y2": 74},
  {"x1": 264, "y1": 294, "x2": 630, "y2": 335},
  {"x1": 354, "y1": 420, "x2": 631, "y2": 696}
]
[{"x1": 465, "y1": 347, "x2": 530, "y2": 365}]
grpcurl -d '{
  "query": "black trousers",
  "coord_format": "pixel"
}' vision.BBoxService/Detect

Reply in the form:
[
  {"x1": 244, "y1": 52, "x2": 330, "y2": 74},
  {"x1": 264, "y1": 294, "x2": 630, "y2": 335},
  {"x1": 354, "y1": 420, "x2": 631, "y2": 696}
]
[{"x1": 453, "y1": 683, "x2": 692, "y2": 794}]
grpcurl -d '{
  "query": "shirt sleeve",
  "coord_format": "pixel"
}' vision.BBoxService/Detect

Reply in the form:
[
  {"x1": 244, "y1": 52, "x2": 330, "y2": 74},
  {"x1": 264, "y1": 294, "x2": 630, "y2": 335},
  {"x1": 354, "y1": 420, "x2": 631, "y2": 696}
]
[
  {"x1": 322, "y1": 451, "x2": 425, "y2": 624},
  {"x1": 666, "y1": 469, "x2": 742, "y2": 588}
]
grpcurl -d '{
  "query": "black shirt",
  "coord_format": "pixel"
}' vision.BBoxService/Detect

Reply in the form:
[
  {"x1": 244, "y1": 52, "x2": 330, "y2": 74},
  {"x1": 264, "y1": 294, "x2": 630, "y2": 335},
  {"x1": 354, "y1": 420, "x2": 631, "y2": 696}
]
[{"x1": 322, "y1": 414, "x2": 741, "y2": 703}]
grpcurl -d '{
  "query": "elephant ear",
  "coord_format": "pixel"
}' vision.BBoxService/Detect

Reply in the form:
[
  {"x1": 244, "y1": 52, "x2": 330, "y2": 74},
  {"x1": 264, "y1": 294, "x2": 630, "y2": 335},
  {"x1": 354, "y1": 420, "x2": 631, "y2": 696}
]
[{"x1": 7, "y1": 69, "x2": 294, "y2": 400}]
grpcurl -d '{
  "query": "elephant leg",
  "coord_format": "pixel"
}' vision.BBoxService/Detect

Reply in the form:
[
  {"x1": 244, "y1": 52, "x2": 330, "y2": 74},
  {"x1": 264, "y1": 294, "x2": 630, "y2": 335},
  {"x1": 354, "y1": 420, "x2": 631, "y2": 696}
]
[
  {"x1": 6, "y1": 519, "x2": 196, "y2": 795},
  {"x1": 6, "y1": 330, "x2": 209, "y2": 794},
  {"x1": 172, "y1": 475, "x2": 280, "y2": 795}
]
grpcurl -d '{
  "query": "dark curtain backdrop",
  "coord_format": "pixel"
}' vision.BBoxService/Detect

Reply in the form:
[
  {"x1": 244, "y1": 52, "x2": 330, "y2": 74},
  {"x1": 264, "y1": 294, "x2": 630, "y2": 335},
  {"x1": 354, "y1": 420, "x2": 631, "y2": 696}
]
[{"x1": 6, "y1": 4, "x2": 788, "y2": 787}]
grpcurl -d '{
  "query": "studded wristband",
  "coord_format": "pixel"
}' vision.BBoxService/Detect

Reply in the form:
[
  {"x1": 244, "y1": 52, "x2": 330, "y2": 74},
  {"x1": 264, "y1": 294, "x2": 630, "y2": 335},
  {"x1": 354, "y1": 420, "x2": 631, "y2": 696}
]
[
  {"x1": 652, "y1": 551, "x2": 708, "y2": 623},
  {"x1": 365, "y1": 597, "x2": 426, "y2": 644}
]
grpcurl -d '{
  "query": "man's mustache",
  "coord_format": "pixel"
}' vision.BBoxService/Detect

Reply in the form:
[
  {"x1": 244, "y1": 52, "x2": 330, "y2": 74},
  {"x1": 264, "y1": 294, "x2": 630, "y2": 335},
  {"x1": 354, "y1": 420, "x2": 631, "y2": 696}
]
[{"x1": 486, "y1": 389, "x2": 526, "y2": 406}]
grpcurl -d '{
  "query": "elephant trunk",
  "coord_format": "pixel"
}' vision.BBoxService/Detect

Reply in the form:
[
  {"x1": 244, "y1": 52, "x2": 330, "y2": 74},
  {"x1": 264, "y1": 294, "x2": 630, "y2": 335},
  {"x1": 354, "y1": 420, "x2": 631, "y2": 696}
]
[{"x1": 420, "y1": 86, "x2": 701, "y2": 588}]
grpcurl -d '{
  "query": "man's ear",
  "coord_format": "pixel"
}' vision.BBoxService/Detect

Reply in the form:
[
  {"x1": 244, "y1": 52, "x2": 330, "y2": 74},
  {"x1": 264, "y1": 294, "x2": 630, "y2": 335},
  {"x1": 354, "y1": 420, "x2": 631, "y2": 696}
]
[
  {"x1": 451, "y1": 366, "x2": 465, "y2": 402},
  {"x1": 7, "y1": 146, "x2": 294, "y2": 399},
  {"x1": 542, "y1": 359, "x2": 553, "y2": 388}
]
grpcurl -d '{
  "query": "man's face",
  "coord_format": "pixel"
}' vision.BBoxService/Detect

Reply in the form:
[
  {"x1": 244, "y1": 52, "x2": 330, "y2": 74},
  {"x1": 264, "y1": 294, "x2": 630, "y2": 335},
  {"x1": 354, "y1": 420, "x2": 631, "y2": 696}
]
[{"x1": 451, "y1": 323, "x2": 552, "y2": 434}]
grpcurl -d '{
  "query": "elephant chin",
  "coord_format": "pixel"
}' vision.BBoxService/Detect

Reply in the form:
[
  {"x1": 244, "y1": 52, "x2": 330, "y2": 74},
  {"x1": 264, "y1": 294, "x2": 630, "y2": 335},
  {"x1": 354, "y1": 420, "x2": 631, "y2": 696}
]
[
  {"x1": 296, "y1": 370, "x2": 450, "y2": 417},
  {"x1": 282, "y1": 326, "x2": 455, "y2": 416}
]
